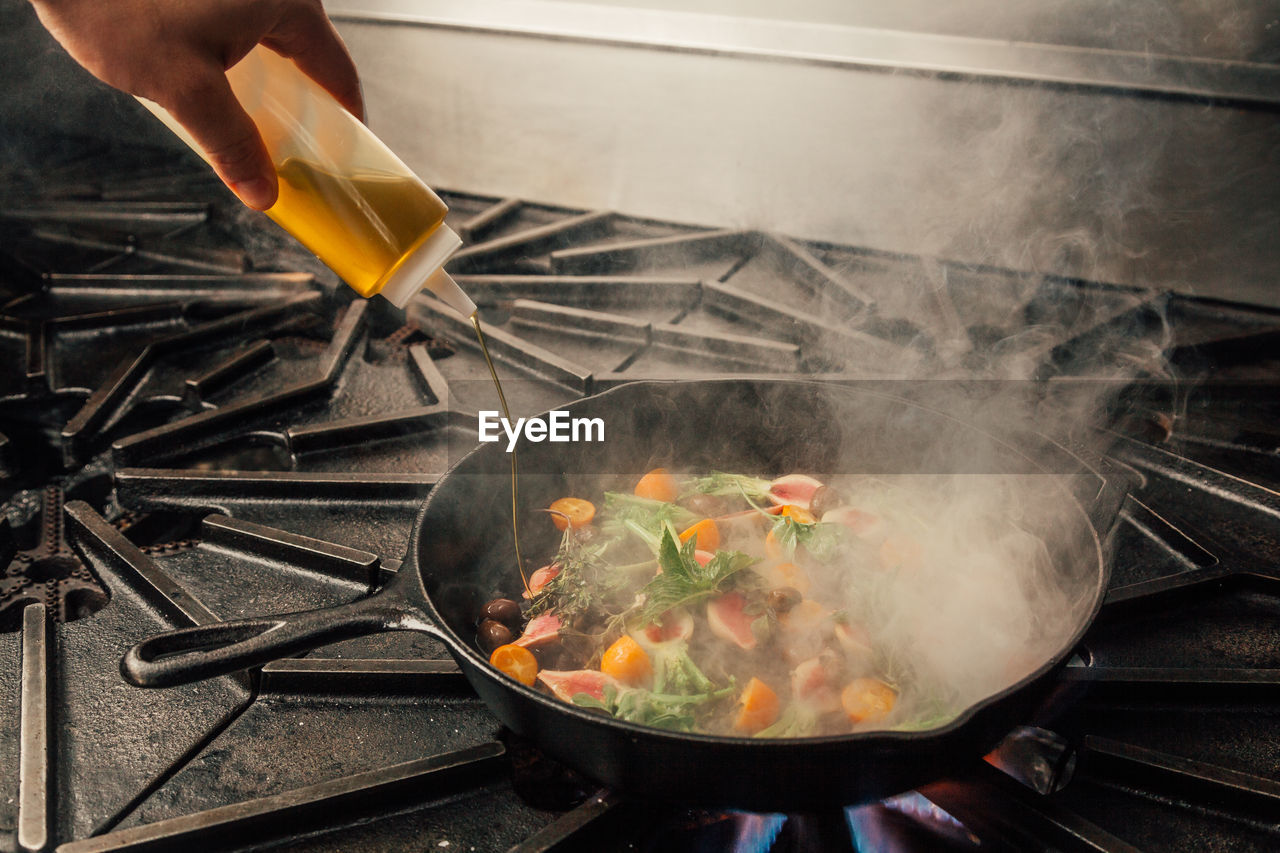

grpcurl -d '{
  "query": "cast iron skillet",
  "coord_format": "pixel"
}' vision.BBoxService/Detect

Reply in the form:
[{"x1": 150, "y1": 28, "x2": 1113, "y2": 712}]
[{"x1": 123, "y1": 380, "x2": 1123, "y2": 811}]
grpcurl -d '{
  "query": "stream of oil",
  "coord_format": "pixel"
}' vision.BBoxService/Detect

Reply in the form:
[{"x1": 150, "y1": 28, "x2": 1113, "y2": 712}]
[
  {"x1": 470, "y1": 313, "x2": 530, "y2": 596},
  {"x1": 262, "y1": 160, "x2": 527, "y2": 588}
]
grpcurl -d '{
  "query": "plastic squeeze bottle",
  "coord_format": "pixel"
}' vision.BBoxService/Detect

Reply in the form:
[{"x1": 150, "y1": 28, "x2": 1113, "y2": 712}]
[{"x1": 136, "y1": 45, "x2": 475, "y2": 315}]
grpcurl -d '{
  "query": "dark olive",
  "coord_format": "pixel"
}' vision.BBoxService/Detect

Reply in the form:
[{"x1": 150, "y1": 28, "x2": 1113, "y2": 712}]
[
  {"x1": 767, "y1": 586, "x2": 803, "y2": 613},
  {"x1": 478, "y1": 619, "x2": 514, "y2": 651},
  {"x1": 685, "y1": 493, "x2": 729, "y2": 517},
  {"x1": 482, "y1": 598, "x2": 522, "y2": 626},
  {"x1": 809, "y1": 486, "x2": 844, "y2": 518}
]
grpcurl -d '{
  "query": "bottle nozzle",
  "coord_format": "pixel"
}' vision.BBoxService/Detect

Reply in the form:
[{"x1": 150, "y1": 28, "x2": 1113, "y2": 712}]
[
  {"x1": 378, "y1": 224, "x2": 472, "y2": 312},
  {"x1": 423, "y1": 268, "x2": 478, "y2": 317}
]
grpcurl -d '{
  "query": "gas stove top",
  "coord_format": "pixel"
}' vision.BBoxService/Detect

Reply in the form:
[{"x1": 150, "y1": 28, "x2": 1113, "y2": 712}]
[{"x1": 0, "y1": 143, "x2": 1277, "y2": 853}]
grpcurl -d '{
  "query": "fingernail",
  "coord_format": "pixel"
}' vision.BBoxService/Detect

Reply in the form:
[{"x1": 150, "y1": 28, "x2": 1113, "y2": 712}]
[{"x1": 231, "y1": 177, "x2": 274, "y2": 210}]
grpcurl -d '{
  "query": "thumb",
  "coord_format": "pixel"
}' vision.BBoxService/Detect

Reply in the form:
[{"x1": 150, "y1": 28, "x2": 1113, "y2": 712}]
[{"x1": 162, "y1": 68, "x2": 278, "y2": 210}]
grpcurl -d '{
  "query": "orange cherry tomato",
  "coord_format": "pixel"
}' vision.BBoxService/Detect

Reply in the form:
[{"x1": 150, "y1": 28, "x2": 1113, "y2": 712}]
[
  {"x1": 548, "y1": 497, "x2": 595, "y2": 531},
  {"x1": 678, "y1": 518, "x2": 721, "y2": 551},
  {"x1": 841, "y1": 678, "x2": 897, "y2": 724},
  {"x1": 780, "y1": 505, "x2": 816, "y2": 525},
  {"x1": 599, "y1": 635, "x2": 653, "y2": 687},
  {"x1": 734, "y1": 677, "x2": 780, "y2": 734},
  {"x1": 489, "y1": 643, "x2": 538, "y2": 686},
  {"x1": 634, "y1": 468, "x2": 679, "y2": 503}
]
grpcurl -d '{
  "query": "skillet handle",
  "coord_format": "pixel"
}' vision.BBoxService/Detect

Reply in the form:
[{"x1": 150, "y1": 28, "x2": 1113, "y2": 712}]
[{"x1": 121, "y1": 589, "x2": 437, "y2": 688}]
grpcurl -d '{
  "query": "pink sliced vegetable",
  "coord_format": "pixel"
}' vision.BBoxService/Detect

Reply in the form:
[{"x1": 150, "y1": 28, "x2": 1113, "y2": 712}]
[
  {"x1": 768, "y1": 474, "x2": 825, "y2": 510},
  {"x1": 706, "y1": 591, "x2": 757, "y2": 650},
  {"x1": 821, "y1": 507, "x2": 882, "y2": 538},
  {"x1": 537, "y1": 669, "x2": 620, "y2": 703},
  {"x1": 513, "y1": 612, "x2": 562, "y2": 648},
  {"x1": 641, "y1": 608, "x2": 695, "y2": 643},
  {"x1": 791, "y1": 656, "x2": 841, "y2": 713},
  {"x1": 523, "y1": 564, "x2": 561, "y2": 598}
]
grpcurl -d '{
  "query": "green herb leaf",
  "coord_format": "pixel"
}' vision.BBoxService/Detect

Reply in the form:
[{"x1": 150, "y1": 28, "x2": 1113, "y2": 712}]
[
  {"x1": 754, "y1": 703, "x2": 819, "y2": 739},
  {"x1": 640, "y1": 529, "x2": 756, "y2": 624},
  {"x1": 623, "y1": 519, "x2": 661, "y2": 554},
  {"x1": 891, "y1": 712, "x2": 958, "y2": 732},
  {"x1": 675, "y1": 649, "x2": 717, "y2": 694},
  {"x1": 685, "y1": 471, "x2": 770, "y2": 502},
  {"x1": 649, "y1": 641, "x2": 717, "y2": 695},
  {"x1": 570, "y1": 694, "x2": 610, "y2": 711},
  {"x1": 601, "y1": 492, "x2": 697, "y2": 540},
  {"x1": 657, "y1": 522, "x2": 688, "y2": 575},
  {"x1": 890, "y1": 696, "x2": 957, "y2": 732},
  {"x1": 606, "y1": 683, "x2": 736, "y2": 732},
  {"x1": 804, "y1": 523, "x2": 845, "y2": 563},
  {"x1": 771, "y1": 516, "x2": 801, "y2": 557},
  {"x1": 769, "y1": 517, "x2": 845, "y2": 563}
]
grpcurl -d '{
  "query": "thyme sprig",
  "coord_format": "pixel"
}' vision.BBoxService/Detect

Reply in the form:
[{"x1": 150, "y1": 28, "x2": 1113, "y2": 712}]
[{"x1": 526, "y1": 527, "x2": 625, "y2": 626}]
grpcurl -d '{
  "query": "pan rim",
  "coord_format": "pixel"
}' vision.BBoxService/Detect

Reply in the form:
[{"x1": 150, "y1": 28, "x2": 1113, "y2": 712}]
[{"x1": 409, "y1": 377, "x2": 1113, "y2": 747}]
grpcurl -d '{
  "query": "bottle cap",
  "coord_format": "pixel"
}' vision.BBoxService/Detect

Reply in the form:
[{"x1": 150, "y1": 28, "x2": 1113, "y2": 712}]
[{"x1": 379, "y1": 224, "x2": 475, "y2": 315}]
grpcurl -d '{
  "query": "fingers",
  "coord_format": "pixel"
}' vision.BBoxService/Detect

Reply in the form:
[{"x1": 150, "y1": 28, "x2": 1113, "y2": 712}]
[
  {"x1": 163, "y1": 67, "x2": 279, "y2": 210},
  {"x1": 264, "y1": 2, "x2": 365, "y2": 121}
]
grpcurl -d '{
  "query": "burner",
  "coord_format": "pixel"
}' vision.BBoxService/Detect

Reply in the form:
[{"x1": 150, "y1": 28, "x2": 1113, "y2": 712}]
[
  {"x1": 0, "y1": 495, "x2": 107, "y2": 631},
  {"x1": 0, "y1": 144, "x2": 1277, "y2": 852}
]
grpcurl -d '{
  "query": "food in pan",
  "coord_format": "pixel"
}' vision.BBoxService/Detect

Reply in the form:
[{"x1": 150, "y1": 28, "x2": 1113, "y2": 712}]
[{"x1": 478, "y1": 467, "x2": 1063, "y2": 738}]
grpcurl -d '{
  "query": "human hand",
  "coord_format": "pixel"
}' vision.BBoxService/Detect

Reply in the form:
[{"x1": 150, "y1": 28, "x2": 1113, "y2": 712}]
[{"x1": 29, "y1": 0, "x2": 364, "y2": 210}]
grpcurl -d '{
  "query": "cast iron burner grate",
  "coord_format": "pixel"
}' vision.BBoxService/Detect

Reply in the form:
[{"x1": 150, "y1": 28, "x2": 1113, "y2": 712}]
[{"x1": 0, "y1": 143, "x2": 1277, "y2": 852}]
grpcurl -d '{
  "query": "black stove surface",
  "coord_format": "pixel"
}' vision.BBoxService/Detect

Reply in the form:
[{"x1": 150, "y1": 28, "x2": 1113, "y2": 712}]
[{"x1": 0, "y1": 143, "x2": 1277, "y2": 853}]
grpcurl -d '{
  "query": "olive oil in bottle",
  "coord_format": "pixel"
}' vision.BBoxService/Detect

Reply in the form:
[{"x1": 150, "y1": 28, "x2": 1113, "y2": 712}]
[
  {"x1": 267, "y1": 158, "x2": 449, "y2": 298},
  {"x1": 137, "y1": 45, "x2": 526, "y2": 576},
  {"x1": 136, "y1": 45, "x2": 475, "y2": 313}
]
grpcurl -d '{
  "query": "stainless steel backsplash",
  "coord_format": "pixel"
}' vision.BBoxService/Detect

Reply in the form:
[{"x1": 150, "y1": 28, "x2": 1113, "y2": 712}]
[
  {"x1": 333, "y1": 2, "x2": 1280, "y2": 306},
  {"x1": 1, "y1": 0, "x2": 1276, "y2": 306}
]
